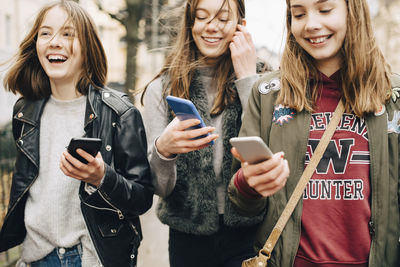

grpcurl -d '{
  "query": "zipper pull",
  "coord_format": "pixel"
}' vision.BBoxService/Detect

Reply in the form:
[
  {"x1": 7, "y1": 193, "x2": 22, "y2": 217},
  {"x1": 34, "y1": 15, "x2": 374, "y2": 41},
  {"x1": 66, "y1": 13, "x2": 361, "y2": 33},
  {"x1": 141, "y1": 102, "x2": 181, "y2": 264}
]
[
  {"x1": 131, "y1": 224, "x2": 139, "y2": 236},
  {"x1": 117, "y1": 210, "x2": 124, "y2": 220}
]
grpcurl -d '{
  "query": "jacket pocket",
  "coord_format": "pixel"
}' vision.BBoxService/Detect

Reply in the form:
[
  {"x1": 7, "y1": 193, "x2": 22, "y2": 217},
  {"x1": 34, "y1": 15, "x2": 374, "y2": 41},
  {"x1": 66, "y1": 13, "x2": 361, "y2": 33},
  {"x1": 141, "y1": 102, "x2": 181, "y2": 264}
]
[{"x1": 98, "y1": 221, "x2": 123, "y2": 238}]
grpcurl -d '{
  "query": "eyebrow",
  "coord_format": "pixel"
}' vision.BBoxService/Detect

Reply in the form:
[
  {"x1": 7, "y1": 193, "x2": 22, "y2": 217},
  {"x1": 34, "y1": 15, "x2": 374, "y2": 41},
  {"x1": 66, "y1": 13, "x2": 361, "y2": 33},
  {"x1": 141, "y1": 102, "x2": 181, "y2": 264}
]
[
  {"x1": 38, "y1": 25, "x2": 75, "y2": 30},
  {"x1": 195, "y1": 7, "x2": 229, "y2": 13},
  {"x1": 291, "y1": 0, "x2": 329, "y2": 8}
]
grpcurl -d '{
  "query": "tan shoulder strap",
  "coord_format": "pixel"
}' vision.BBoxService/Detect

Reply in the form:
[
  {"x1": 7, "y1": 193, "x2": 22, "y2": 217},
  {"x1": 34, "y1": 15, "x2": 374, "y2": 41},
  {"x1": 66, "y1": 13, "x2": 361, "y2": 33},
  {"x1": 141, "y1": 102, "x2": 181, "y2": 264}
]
[{"x1": 257, "y1": 100, "x2": 345, "y2": 261}]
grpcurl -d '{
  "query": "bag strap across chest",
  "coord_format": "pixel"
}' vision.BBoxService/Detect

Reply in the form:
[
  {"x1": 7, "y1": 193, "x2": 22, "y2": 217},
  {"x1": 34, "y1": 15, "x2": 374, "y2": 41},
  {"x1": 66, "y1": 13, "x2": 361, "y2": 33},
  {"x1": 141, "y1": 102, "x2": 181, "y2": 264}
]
[{"x1": 243, "y1": 100, "x2": 345, "y2": 267}]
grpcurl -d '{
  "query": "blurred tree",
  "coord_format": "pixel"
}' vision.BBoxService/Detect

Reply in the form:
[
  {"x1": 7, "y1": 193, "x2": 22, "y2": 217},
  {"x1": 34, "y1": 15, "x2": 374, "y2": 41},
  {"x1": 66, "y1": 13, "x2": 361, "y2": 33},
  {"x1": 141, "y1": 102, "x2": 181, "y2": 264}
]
[
  {"x1": 383, "y1": 0, "x2": 395, "y2": 6},
  {"x1": 373, "y1": 0, "x2": 400, "y2": 72},
  {"x1": 95, "y1": 0, "x2": 186, "y2": 101},
  {"x1": 95, "y1": 0, "x2": 149, "y2": 102},
  {"x1": 0, "y1": 122, "x2": 16, "y2": 174},
  {"x1": 144, "y1": 0, "x2": 178, "y2": 50}
]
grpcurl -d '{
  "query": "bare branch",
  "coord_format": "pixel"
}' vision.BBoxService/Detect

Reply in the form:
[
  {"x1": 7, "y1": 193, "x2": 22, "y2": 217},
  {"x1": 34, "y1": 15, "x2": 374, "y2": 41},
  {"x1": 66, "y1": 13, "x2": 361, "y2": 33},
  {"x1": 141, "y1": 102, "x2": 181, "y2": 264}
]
[{"x1": 94, "y1": 0, "x2": 126, "y2": 25}]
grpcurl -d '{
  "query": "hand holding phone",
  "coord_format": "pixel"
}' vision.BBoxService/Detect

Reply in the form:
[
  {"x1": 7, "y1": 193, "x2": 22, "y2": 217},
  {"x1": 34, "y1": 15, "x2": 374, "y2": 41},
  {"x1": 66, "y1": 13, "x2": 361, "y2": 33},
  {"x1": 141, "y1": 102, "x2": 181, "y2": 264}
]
[
  {"x1": 231, "y1": 136, "x2": 289, "y2": 197},
  {"x1": 166, "y1": 95, "x2": 214, "y2": 145},
  {"x1": 230, "y1": 136, "x2": 273, "y2": 164},
  {"x1": 67, "y1": 137, "x2": 102, "y2": 164}
]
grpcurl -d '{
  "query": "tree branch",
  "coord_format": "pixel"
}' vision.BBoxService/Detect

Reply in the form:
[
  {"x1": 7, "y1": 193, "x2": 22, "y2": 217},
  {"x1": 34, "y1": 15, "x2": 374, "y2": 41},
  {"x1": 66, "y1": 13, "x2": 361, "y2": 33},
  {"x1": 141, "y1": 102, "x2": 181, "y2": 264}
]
[{"x1": 94, "y1": 0, "x2": 126, "y2": 26}]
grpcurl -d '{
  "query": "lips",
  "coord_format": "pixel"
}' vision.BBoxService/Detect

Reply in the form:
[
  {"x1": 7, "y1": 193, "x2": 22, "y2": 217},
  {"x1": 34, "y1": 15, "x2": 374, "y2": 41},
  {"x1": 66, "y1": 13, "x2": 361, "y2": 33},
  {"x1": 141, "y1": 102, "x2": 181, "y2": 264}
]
[
  {"x1": 307, "y1": 35, "x2": 331, "y2": 44},
  {"x1": 202, "y1": 37, "x2": 222, "y2": 43},
  {"x1": 47, "y1": 54, "x2": 67, "y2": 63}
]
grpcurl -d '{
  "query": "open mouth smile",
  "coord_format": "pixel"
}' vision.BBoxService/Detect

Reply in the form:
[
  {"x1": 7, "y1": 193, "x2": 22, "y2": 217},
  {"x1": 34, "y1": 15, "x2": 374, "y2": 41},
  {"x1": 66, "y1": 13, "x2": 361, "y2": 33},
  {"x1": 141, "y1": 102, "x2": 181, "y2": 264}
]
[
  {"x1": 307, "y1": 35, "x2": 332, "y2": 44},
  {"x1": 202, "y1": 37, "x2": 222, "y2": 43},
  {"x1": 47, "y1": 54, "x2": 68, "y2": 63}
]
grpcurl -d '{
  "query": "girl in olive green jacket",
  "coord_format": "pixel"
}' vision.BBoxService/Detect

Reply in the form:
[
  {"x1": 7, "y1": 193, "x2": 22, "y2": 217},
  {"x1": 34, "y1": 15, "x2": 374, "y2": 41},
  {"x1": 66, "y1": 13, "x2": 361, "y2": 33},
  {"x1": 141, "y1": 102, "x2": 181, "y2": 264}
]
[{"x1": 229, "y1": 0, "x2": 400, "y2": 266}]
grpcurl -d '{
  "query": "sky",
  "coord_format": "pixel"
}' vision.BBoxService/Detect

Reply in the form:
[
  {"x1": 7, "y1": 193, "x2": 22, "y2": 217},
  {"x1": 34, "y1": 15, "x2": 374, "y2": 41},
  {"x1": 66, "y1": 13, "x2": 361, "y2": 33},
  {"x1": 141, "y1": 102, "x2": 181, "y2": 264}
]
[{"x1": 245, "y1": 0, "x2": 286, "y2": 54}]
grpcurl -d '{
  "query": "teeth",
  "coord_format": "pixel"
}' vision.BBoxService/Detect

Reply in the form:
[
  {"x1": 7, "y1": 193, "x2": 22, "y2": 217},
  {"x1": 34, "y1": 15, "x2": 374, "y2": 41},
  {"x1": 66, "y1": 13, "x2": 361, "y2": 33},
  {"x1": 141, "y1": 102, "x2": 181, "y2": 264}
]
[
  {"x1": 203, "y1": 38, "x2": 220, "y2": 43},
  {"x1": 309, "y1": 36, "x2": 328, "y2": 44},
  {"x1": 48, "y1": 55, "x2": 67, "y2": 61}
]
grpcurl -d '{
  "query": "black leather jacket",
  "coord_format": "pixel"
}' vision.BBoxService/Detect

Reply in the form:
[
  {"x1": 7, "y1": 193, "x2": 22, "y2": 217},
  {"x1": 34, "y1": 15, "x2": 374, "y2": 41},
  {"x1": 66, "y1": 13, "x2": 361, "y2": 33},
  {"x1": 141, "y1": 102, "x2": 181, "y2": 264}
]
[{"x1": 0, "y1": 86, "x2": 154, "y2": 267}]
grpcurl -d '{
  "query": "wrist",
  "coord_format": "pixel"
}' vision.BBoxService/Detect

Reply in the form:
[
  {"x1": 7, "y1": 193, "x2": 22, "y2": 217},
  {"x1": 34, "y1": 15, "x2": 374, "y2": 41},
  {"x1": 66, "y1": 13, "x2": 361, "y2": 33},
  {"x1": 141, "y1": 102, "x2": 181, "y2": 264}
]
[
  {"x1": 94, "y1": 163, "x2": 105, "y2": 187},
  {"x1": 236, "y1": 69, "x2": 256, "y2": 80},
  {"x1": 234, "y1": 169, "x2": 262, "y2": 199},
  {"x1": 155, "y1": 137, "x2": 173, "y2": 158},
  {"x1": 94, "y1": 175, "x2": 104, "y2": 188}
]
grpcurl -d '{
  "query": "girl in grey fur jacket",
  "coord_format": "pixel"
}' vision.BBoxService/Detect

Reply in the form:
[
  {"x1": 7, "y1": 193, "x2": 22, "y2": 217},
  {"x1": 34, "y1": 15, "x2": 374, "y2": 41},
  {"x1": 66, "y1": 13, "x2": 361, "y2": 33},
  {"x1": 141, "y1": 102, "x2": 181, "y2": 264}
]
[{"x1": 140, "y1": 0, "x2": 270, "y2": 266}]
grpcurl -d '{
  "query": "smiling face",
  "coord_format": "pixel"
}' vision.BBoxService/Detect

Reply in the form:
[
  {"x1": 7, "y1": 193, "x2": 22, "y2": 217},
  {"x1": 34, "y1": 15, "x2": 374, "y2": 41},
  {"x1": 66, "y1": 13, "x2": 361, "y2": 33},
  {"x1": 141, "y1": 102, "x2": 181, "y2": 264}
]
[
  {"x1": 191, "y1": 0, "x2": 239, "y2": 64},
  {"x1": 36, "y1": 6, "x2": 83, "y2": 88},
  {"x1": 290, "y1": 0, "x2": 348, "y2": 74}
]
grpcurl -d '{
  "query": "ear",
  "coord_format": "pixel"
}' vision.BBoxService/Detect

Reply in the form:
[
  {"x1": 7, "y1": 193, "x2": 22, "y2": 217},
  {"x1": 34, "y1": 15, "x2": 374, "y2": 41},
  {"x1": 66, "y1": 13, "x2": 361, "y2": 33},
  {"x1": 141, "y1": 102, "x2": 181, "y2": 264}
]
[{"x1": 241, "y1": 18, "x2": 247, "y2": 26}]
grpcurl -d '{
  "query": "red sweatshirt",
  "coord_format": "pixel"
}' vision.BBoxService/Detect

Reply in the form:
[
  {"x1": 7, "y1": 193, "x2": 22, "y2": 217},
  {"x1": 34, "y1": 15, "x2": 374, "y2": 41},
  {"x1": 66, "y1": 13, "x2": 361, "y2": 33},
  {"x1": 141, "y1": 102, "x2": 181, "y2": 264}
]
[{"x1": 294, "y1": 71, "x2": 371, "y2": 267}]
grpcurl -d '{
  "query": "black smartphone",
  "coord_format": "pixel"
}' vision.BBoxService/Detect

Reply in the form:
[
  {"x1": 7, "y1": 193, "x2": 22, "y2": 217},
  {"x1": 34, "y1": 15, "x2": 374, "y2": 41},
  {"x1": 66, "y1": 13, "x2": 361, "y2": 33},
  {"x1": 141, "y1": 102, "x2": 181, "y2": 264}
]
[{"x1": 67, "y1": 137, "x2": 102, "y2": 164}]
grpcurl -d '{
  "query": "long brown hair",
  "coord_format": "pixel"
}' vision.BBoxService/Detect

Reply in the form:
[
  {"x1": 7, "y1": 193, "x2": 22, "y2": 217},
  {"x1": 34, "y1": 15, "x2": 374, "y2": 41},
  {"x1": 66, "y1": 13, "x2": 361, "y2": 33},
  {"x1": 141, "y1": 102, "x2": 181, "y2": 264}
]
[
  {"x1": 279, "y1": 0, "x2": 391, "y2": 117},
  {"x1": 4, "y1": 0, "x2": 107, "y2": 100},
  {"x1": 141, "y1": 0, "x2": 245, "y2": 116}
]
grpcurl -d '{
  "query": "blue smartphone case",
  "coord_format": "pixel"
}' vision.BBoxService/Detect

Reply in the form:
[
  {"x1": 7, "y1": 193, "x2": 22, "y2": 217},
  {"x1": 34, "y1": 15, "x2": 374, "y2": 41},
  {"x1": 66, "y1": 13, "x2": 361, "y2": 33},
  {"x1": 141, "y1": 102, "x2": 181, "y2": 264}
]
[{"x1": 166, "y1": 95, "x2": 214, "y2": 145}]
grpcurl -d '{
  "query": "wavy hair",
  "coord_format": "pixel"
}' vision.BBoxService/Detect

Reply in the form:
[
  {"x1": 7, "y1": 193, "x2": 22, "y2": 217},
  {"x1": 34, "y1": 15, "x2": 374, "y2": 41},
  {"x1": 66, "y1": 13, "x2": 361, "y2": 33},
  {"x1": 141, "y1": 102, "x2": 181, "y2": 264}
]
[
  {"x1": 278, "y1": 0, "x2": 391, "y2": 117},
  {"x1": 4, "y1": 0, "x2": 107, "y2": 100},
  {"x1": 141, "y1": 0, "x2": 245, "y2": 116}
]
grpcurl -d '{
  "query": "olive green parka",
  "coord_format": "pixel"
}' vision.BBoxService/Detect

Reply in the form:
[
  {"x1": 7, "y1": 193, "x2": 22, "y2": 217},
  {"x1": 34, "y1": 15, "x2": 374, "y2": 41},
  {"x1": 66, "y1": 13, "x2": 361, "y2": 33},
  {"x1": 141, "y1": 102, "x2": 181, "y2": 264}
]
[{"x1": 229, "y1": 71, "x2": 400, "y2": 267}]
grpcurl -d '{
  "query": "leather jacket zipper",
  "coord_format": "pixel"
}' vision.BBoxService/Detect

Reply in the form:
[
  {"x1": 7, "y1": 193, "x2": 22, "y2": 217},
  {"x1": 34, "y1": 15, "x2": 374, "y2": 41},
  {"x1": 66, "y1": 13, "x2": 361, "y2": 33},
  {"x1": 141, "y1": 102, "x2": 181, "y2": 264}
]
[
  {"x1": 98, "y1": 189, "x2": 125, "y2": 220},
  {"x1": 99, "y1": 190, "x2": 125, "y2": 220},
  {"x1": 82, "y1": 201, "x2": 118, "y2": 214},
  {"x1": 81, "y1": 188, "x2": 124, "y2": 220},
  {"x1": 128, "y1": 221, "x2": 140, "y2": 266},
  {"x1": 129, "y1": 221, "x2": 139, "y2": 236}
]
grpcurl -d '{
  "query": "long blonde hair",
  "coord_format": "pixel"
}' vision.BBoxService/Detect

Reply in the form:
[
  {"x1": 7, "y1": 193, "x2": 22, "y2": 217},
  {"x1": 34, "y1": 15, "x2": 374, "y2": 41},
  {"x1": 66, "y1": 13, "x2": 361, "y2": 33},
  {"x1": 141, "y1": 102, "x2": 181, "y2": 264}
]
[
  {"x1": 279, "y1": 0, "x2": 391, "y2": 117},
  {"x1": 141, "y1": 0, "x2": 245, "y2": 116}
]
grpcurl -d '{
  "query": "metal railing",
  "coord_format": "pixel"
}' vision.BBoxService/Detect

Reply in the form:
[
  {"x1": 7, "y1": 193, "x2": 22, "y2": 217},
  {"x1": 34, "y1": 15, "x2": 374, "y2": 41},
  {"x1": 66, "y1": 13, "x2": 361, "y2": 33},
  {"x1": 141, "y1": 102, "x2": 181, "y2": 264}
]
[{"x1": 0, "y1": 122, "x2": 19, "y2": 267}]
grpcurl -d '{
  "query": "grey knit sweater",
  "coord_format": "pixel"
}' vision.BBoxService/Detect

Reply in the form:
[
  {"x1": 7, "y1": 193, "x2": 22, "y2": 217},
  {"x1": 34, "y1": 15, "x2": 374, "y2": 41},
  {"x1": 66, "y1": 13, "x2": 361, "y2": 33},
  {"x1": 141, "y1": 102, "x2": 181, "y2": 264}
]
[{"x1": 21, "y1": 95, "x2": 100, "y2": 266}]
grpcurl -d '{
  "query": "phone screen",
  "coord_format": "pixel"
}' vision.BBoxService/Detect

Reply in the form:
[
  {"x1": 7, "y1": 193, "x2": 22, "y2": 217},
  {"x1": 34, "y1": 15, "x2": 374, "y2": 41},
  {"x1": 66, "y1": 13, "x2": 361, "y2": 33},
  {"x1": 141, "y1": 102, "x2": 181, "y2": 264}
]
[{"x1": 67, "y1": 137, "x2": 102, "y2": 164}]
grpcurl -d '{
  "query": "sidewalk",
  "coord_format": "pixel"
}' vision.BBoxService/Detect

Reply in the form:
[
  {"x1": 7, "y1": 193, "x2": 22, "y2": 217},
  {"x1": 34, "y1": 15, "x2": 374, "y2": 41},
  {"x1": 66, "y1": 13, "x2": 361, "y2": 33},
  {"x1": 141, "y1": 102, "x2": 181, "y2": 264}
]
[{"x1": 137, "y1": 196, "x2": 169, "y2": 267}]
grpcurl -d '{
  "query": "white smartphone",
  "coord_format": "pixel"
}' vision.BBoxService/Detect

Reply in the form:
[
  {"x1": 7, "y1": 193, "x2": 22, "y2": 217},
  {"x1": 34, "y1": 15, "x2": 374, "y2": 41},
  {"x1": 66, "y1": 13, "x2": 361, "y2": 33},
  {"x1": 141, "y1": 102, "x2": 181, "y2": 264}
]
[{"x1": 230, "y1": 136, "x2": 273, "y2": 164}]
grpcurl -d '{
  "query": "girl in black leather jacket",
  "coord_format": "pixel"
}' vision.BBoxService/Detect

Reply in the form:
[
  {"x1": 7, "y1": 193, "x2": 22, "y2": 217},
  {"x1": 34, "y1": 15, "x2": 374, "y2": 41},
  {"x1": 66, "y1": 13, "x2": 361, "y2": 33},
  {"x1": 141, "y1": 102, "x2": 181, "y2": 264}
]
[{"x1": 0, "y1": 1, "x2": 153, "y2": 266}]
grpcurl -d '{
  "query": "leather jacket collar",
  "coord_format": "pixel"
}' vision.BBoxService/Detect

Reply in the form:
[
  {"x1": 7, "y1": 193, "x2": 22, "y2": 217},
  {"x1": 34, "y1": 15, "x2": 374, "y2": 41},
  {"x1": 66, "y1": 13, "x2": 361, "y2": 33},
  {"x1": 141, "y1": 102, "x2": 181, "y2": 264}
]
[{"x1": 13, "y1": 85, "x2": 99, "y2": 135}]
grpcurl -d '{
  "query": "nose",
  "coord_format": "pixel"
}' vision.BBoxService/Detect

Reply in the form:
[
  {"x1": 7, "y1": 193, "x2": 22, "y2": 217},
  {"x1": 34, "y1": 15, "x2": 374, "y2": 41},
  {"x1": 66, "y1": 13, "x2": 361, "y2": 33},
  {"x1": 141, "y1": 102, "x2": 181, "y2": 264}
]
[
  {"x1": 49, "y1": 33, "x2": 62, "y2": 48},
  {"x1": 304, "y1": 13, "x2": 322, "y2": 32},
  {"x1": 205, "y1": 18, "x2": 220, "y2": 32}
]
